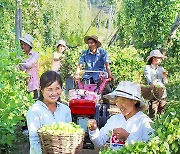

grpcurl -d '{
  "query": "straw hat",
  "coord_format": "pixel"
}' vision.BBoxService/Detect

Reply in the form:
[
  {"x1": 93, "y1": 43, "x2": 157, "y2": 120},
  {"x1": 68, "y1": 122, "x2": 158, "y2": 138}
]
[
  {"x1": 56, "y1": 39, "x2": 67, "y2": 48},
  {"x1": 104, "y1": 81, "x2": 147, "y2": 110},
  {"x1": 147, "y1": 50, "x2": 167, "y2": 61},
  {"x1": 19, "y1": 34, "x2": 34, "y2": 47},
  {"x1": 84, "y1": 35, "x2": 101, "y2": 48}
]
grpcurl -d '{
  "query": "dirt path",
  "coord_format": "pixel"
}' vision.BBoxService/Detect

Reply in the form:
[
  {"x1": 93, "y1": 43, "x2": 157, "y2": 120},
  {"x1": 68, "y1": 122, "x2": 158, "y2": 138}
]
[{"x1": 12, "y1": 134, "x2": 100, "y2": 154}]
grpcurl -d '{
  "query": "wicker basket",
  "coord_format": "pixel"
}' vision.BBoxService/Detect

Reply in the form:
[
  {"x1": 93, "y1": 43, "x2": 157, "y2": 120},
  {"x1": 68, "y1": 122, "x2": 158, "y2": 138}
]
[
  {"x1": 38, "y1": 131, "x2": 85, "y2": 154},
  {"x1": 141, "y1": 85, "x2": 165, "y2": 100}
]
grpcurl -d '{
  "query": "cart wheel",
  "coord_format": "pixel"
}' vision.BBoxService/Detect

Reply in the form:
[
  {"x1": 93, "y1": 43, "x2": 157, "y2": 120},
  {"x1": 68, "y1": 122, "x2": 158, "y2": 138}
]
[
  {"x1": 83, "y1": 133, "x2": 94, "y2": 149},
  {"x1": 99, "y1": 104, "x2": 109, "y2": 128},
  {"x1": 94, "y1": 104, "x2": 100, "y2": 127}
]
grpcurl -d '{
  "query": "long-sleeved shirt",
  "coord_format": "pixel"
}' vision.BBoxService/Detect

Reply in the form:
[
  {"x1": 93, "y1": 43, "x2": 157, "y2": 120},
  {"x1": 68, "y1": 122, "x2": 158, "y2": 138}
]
[
  {"x1": 26, "y1": 100, "x2": 72, "y2": 154},
  {"x1": 89, "y1": 111, "x2": 153, "y2": 150},
  {"x1": 20, "y1": 49, "x2": 40, "y2": 92},
  {"x1": 144, "y1": 65, "x2": 168, "y2": 98},
  {"x1": 52, "y1": 52, "x2": 63, "y2": 72}
]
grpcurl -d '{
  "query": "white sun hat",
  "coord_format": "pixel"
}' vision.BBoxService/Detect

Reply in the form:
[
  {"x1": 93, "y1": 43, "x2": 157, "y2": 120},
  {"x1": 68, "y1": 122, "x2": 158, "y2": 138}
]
[
  {"x1": 19, "y1": 34, "x2": 34, "y2": 48},
  {"x1": 147, "y1": 49, "x2": 167, "y2": 61},
  {"x1": 104, "y1": 81, "x2": 147, "y2": 110},
  {"x1": 56, "y1": 39, "x2": 67, "y2": 48}
]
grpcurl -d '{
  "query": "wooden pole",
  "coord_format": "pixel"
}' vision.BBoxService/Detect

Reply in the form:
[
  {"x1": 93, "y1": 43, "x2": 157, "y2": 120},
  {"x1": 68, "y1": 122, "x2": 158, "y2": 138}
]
[{"x1": 15, "y1": 0, "x2": 22, "y2": 41}]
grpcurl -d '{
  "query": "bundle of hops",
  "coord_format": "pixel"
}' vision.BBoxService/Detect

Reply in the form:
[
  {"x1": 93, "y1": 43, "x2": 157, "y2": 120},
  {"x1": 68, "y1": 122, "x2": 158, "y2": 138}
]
[
  {"x1": 38, "y1": 122, "x2": 84, "y2": 135},
  {"x1": 38, "y1": 122, "x2": 85, "y2": 154},
  {"x1": 141, "y1": 84, "x2": 165, "y2": 100}
]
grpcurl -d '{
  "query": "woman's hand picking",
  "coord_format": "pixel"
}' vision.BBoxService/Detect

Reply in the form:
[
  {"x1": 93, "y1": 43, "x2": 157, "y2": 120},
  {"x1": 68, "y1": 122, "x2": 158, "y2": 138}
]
[
  {"x1": 113, "y1": 127, "x2": 130, "y2": 141},
  {"x1": 87, "y1": 119, "x2": 97, "y2": 131}
]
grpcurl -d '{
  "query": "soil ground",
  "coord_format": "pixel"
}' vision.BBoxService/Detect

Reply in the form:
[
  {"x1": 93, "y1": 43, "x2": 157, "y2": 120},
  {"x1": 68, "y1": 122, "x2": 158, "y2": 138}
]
[{"x1": 12, "y1": 133, "x2": 101, "y2": 154}]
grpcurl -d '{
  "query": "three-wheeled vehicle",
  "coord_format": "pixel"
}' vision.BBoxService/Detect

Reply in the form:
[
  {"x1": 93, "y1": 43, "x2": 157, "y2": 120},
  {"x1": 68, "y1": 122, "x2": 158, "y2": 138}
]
[{"x1": 68, "y1": 70, "x2": 112, "y2": 148}]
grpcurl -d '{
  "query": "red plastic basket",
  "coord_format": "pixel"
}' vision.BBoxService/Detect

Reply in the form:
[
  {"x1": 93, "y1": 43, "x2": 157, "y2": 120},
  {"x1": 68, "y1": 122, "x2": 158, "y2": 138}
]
[{"x1": 69, "y1": 99, "x2": 96, "y2": 115}]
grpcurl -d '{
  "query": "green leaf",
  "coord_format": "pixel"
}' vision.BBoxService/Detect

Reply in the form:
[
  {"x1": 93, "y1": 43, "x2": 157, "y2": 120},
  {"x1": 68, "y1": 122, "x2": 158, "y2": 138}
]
[
  {"x1": 0, "y1": 84, "x2": 5, "y2": 88},
  {"x1": 164, "y1": 142, "x2": 170, "y2": 151}
]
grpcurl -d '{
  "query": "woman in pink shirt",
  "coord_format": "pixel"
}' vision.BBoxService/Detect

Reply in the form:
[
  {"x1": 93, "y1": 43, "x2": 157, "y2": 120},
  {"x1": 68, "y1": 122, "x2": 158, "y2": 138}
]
[
  {"x1": 52, "y1": 39, "x2": 67, "y2": 73},
  {"x1": 19, "y1": 34, "x2": 40, "y2": 99}
]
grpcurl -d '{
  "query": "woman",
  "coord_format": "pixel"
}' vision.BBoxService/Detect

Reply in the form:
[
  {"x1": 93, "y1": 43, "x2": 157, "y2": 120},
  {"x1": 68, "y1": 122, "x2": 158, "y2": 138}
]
[
  {"x1": 144, "y1": 50, "x2": 168, "y2": 118},
  {"x1": 26, "y1": 71, "x2": 72, "y2": 154},
  {"x1": 88, "y1": 81, "x2": 153, "y2": 150},
  {"x1": 52, "y1": 39, "x2": 67, "y2": 72},
  {"x1": 19, "y1": 34, "x2": 40, "y2": 99}
]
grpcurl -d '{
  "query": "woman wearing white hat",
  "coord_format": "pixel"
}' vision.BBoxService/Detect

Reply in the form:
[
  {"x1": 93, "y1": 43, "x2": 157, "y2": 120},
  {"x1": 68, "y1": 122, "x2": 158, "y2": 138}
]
[
  {"x1": 19, "y1": 34, "x2": 40, "y2": 99},
  {"x1": 144, "y1": 50, "x2": 168, "y2": 118},
  {"x1": 52, "y1": 39, "x2": 67, "y2": 72},
  {"x1": 88, "y1": 81, "x2": 153, "y2": 150}
]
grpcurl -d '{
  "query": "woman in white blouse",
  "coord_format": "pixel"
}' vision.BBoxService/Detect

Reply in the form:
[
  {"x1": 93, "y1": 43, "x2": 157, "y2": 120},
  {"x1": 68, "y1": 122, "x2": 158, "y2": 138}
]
[
  {"x1": 88, "y1": 81, "x2": 153, "y2": 151},
  {"x1": 144, "y1": 50, "x2": 168, "y2": 118},
  {"x1": 26, "y1": 71, "x2": 72, "y2": 154}
]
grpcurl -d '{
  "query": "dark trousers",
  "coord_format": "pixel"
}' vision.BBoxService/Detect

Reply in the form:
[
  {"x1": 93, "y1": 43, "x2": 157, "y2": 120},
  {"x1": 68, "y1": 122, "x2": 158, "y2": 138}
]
[
  {"x1": 33, "y1": 90, "x2": 38, "y2": 99},
  {"x1": 149, "y1": 98, "x2": 167, "y2": 118}
]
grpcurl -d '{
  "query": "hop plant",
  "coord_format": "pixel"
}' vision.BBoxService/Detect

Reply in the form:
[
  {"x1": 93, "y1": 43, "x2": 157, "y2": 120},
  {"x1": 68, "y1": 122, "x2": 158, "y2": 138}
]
[{"x1": 38, "y1": 122, "x2": 84, "y2": 136}]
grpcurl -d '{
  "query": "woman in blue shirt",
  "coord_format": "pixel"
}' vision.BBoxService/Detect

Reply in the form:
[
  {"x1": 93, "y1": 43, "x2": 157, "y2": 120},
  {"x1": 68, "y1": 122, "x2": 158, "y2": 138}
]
[{"x1": 26, "y1": 71, "x2": 72, "y2": 154}]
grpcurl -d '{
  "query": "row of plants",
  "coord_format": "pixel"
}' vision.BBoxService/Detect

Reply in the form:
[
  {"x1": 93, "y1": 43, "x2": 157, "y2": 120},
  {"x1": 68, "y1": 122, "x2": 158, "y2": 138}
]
[
  {"x1": 0, "y1": 3, "x2": 35, "y2": 151},
  {"x1": 114, "y1": 0, "x2": 180, "y2": 51},
  {"x1": 21, "y1": 0, "x2": 92, "y2": 47},
  {"x1": 0, "y1": 0, "x2": 96, "y2": 50},
  {"x1": 0, "y1": 49, "x2": 34, "y2": 152},
  {"x1": 164, "y1": 57, "x2": 180, "y2": 101}
]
